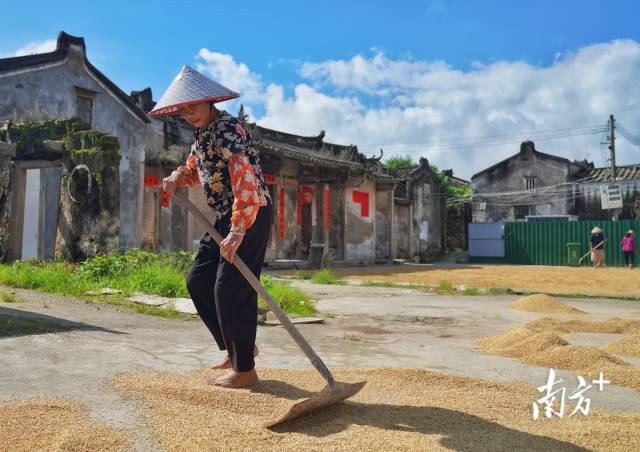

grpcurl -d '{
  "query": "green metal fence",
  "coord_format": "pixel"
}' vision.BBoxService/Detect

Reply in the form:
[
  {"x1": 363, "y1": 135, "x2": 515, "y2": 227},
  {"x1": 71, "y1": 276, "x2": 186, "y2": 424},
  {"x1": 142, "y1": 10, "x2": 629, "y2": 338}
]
[{"x1": 473, "y1": 220, "x2": 639, "y2": 267}]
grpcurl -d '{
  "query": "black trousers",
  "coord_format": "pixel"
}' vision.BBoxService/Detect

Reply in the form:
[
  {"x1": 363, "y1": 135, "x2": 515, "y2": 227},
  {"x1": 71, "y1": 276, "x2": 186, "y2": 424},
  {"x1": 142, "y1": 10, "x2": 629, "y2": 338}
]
[
  {"x1": 186, "y1": 204, "x2": 272, "y2": 372},
  {"x1": 624, "y1": 251, "x2": 635, "y2": 266}
]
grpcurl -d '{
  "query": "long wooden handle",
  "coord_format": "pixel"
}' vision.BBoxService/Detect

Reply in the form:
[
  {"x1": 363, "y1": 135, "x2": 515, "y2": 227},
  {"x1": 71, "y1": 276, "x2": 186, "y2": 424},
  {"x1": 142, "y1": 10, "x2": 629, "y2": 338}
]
[
  {"x1": 159, "y1": 188, "x2": 335, "y2": 385},
  {"x1": 578, "y1": 239, "x2": 604, "y2": 264}
]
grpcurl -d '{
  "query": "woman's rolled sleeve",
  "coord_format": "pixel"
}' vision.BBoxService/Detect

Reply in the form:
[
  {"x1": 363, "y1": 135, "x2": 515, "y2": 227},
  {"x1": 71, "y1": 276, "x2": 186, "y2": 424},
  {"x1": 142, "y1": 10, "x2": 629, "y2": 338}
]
[
  {"x1": 228, "y1": 153, "x2": 260, "y2": 235},
  {"x1": 177, "y1": 153, "x2": 201, "y2": 187}
]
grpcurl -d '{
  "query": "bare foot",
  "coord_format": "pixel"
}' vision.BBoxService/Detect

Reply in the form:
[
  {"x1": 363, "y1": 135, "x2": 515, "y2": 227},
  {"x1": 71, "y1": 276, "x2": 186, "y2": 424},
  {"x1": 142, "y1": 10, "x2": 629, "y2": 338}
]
[
  {"x1": 207, "y1": 369, "x2": 258, "y2": 388},
  {"x1": 211, "y1": 345, "x2": 260, "y2": 370}
]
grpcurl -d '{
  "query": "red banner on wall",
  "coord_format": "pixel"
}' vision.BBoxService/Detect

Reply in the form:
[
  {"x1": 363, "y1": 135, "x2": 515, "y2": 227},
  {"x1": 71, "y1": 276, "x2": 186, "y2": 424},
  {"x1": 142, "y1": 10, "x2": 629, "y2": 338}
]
[
  {"x1": 144, "y1": 175, "x2": 160, "y2": 186},
  {"x1": 352, "y1": 190, "x2": 369, "y2": 217},
  {"x1": 263, "y1": 173, "x2": 276, "y2": 185},
  {"x1": 296, "y1": 187, "x2": 302, "y2": 226},
  {"x1": 279, "y1": 188, "x2": 285, "y2": 239},
  {"x1": 324, "y1": 187, "x2": 330, "y2": 230}
]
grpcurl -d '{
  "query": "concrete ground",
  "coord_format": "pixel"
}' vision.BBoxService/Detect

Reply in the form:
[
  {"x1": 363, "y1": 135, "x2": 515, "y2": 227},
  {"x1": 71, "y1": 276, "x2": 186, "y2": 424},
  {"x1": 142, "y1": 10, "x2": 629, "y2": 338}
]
[{"x1": 1, "y1": 282, "x2": 639, "y2": 450}]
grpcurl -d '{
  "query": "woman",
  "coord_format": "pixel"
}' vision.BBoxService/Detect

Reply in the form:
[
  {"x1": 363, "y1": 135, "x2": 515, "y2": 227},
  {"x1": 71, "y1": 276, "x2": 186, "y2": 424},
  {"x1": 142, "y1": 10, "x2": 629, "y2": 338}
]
[
  {"x1": 589, "y1": 226, "x2": 606, "y2": 269},
  {"x1": 622, "y1": 230, "x2": 636, "y2": 269},
  {"x1": 151, "y1": 66, "x2": 272, "y2": 388}
]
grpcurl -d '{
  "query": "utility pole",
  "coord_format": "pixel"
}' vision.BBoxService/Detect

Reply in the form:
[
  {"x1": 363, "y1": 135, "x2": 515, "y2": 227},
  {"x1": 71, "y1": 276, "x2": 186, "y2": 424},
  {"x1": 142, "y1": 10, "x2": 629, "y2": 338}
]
[
  {"x1": 609, "y1": 114, "x2": 616, "y2": 182},
  {"x1": 608, "y1": 114, "x2": 618, "y2": 221}
]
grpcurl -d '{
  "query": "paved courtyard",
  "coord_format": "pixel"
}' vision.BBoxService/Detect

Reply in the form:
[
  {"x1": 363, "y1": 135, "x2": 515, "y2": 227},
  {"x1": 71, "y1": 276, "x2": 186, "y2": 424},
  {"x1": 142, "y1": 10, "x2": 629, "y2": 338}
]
[{"x1": 1, "y1": 282, "x2": 639, "y2": 450}]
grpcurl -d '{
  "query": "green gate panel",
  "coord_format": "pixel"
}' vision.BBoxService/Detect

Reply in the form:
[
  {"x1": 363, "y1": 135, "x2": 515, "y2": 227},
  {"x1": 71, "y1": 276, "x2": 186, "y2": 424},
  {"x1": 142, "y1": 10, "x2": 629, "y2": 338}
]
[{"x1": 492, "y1": 220, "x2": 640, "y2": 267}]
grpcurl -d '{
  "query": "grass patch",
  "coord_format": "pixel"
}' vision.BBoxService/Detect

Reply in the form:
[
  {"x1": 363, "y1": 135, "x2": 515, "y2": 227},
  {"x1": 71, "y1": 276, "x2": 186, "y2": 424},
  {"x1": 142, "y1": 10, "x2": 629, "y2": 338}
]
[
  {"x1": 0, "y1": 315, "x2": 70, "y2": 337},
  {"x1": 342, "y1": 333, "x2": 362, "y2": 342},
  {"x1": 437, "y1": 280, "x2": 455, "y2": 293},
  {"x1": 360, "y1": 280, "x2": 428, "y2": 290},
  {"x1": 310, "y1": 269, "x2": 345, "y2": 285},
  {"x1": 260, "y1": 275, "x2": 315, "y2": 317},
  {"x1": 0, "y1": 251, "x2": 314, "y2": 317},
  {"x1": 1, "y1": 291, "x2": 17, "y2": 303},
  {"x1": 487, "y1": 287, "x2": 515, "y2": 296},
  {"x1": 463, "y1": 287, "x2": 480, "y2": 296}
]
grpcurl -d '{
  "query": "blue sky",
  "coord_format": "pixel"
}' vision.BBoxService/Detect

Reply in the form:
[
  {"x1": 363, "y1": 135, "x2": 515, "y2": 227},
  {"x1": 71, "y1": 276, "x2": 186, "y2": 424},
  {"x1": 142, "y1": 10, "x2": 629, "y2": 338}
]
[{"x1": 3, "y1": 0, "x2": 640, "y2": 178}]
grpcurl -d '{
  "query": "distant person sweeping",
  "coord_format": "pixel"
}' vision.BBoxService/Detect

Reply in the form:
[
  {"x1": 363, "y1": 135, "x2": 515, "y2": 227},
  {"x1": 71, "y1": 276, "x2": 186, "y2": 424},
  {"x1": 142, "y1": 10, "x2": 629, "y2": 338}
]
[
  {"x1": 151, "y1": 66, "x2": 273, "y2": 388},
  {"x1": 589, "y1": 226, "x2": 607, "y2": 268},
  {"x1": 622, "y1": 230, "x2": 636, "y2": 270}
]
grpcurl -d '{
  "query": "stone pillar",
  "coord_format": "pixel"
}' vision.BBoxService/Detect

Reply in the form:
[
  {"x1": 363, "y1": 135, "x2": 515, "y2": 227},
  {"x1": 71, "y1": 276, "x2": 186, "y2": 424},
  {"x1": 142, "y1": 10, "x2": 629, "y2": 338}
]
[
  {"x1": 55, "y1": 131, "x2": 121, "y2": 261},
  {"x1": 0, "y1": 142, "x2": 16, "y2": 262}
]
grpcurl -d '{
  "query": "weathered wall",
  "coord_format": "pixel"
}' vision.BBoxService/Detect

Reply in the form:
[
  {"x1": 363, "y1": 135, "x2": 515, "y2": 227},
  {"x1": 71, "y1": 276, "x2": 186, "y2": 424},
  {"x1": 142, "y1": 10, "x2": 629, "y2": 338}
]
[
  {"x1": 446, "y1": 203, "x2": 470, "y2": 250},
  {"x1": 570, "y1": 180, "x2": 640, "y2": 220},
  {"x1": 0, "y1": 151, "x2": 14, "y2": 261},
  {"x1": 394, "y1": 203, "x2": 410, "y2": 258},
  {"x1": 0, "y1": 44, "x2": 148, "y2": 249},
  {"x1": 472, "y1": 148, "x2": 570, "y2": 223},
  {"x1": 375, "y1": 187, "x2": 391, "y2": 260},
  {"x1": 55, "y1": 130, "x2": 120, "y2": 261},
  {"x1": 412, "y1": 180, "x2": 445, "y2": 260},
  {"x1": 328, "y1": 183, "x2": 345, "y2": 261},
  {"x1": 344, "y1": 179, "x2": 376, "y2": 261},
  {"x1": 276, "y1": 158, "x2": 300, "y2": 259}
]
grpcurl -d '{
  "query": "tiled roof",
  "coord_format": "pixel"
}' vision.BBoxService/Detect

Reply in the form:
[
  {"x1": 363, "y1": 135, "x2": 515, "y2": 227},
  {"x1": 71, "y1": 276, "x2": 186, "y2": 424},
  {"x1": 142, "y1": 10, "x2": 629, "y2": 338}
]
[
  {"x1": 248, "y1": 123, "x2": 395, "y2": 181},
  {"x1": 0, "y1": 31, "x2": 149, "y2": 124},
  {"x1": 583, "y1": 164, "x2": 640, "y2": 183}
]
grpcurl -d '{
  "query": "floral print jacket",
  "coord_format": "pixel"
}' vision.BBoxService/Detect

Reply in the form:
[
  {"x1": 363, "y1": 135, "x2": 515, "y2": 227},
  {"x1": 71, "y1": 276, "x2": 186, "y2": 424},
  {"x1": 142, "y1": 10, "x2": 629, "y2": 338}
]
[{"x1": 177, "y1": 110, "x2": 272, "y2": 236}]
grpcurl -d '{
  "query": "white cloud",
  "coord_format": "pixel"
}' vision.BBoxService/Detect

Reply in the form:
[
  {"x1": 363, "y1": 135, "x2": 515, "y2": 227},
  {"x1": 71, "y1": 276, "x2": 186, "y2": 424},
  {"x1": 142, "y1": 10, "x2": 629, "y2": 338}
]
[
  {"x1": 196, "y1": 49, "x2": 264, "y2": 105},
  {"x1": 196, "y1": 41, "x2": 640, "y2": 179},
  {"x1": 13, "y1": 39, "x2": 57, "y2": 56}
]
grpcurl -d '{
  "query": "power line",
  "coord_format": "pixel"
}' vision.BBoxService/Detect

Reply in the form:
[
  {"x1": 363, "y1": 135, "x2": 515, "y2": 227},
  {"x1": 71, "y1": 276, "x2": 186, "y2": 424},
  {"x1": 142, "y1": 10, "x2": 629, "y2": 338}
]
[
  {"x1": 357, "y1": 124, "x2": 606, "y2": 148},
  {"x1": 364, "y1": 127, "x2": 606, "y2": 155}
]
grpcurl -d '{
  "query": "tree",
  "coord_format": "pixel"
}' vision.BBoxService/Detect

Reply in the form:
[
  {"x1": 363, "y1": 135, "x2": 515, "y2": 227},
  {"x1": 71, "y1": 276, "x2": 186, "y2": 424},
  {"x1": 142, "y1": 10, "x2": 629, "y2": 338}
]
[{"x1": 383, "y1": 155, "x2": 416, "y2": 170}]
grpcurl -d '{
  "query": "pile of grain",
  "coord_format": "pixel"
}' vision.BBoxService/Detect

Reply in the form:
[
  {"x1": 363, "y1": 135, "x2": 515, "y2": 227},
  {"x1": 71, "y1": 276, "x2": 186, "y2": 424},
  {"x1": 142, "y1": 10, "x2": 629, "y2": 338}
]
[
  {"x1": 600, "y1": 334, "x2": 640, "y2": 358},
  {"x1": 525, "y1": 316, "x2": 640, "y2": 335},
  {"x1": 476, "y1": 319, "x2": 640, "y2": 391},
  {"x1": 0, "y1": 397, "x2": 129, "y2": 452},
  {"x1": 508, "y1": 294, "x2": 587, "y2": 315},
  {"x1": 111, "y1": 367, "x2": 639, "y2": 451}
]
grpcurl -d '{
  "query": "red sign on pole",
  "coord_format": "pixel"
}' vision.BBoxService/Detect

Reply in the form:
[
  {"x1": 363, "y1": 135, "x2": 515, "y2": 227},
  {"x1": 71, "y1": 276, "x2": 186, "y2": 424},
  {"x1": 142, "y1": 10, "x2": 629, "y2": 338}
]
[
  {"x1": 352, "y1": 190, "x2": 369, "y2": 217},
  {"x1": 279, "y1": 188, "x2": 285, "y2": 239}
]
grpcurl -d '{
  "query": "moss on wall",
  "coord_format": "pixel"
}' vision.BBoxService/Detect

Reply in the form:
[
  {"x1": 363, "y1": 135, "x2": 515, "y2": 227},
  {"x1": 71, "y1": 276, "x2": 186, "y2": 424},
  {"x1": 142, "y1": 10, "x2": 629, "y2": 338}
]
[{"x1": 3, "y1": 118, "x2": 90, "y2": 160}]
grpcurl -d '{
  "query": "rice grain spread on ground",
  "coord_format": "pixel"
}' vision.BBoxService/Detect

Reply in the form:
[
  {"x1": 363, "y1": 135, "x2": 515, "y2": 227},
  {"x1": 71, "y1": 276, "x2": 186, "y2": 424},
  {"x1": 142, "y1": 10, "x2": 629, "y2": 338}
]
[
  {"x1": 0, "y1": 397, "x2": 129, "y2": 452},
  {"x1": 508, "y1": 294, "x2": 587, "y2": 315},
  {"x1": 110, "y1": 367, "x2": 639, "y2": 451},
  {"x1": 476, "y1": 317, "x2": 640, "y2": 391},
  {"x1": 333, "y1": 265, "x2": 640, "y2": 296},
  {"x1": 600, "y1": 333, "x2": 640, "y2": 358}
]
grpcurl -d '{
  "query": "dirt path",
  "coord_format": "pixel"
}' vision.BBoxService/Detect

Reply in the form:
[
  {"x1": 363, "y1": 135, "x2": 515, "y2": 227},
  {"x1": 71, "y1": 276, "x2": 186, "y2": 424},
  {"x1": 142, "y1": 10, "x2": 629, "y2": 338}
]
[{"x1": 327, "y1": 264, "x2": 640, "y2": 297}]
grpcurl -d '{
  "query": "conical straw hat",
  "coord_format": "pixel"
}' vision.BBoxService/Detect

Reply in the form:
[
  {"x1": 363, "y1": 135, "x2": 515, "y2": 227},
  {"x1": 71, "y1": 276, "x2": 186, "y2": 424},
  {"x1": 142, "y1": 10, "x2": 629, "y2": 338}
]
[{"x1": 149, "y1": 66, "x2": 239, "y2": 117}]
